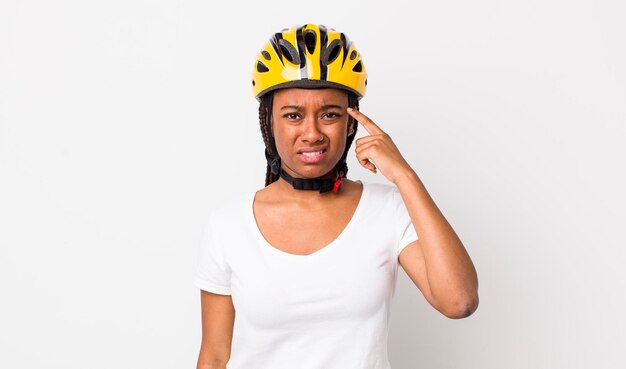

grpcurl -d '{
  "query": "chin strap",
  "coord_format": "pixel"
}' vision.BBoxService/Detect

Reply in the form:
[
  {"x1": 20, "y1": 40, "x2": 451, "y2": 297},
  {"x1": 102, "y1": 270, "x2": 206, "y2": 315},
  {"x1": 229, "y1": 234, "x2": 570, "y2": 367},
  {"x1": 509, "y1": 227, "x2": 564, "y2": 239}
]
[{"x1": 264, "y1": 147, "x2": 348, "y2": 194}]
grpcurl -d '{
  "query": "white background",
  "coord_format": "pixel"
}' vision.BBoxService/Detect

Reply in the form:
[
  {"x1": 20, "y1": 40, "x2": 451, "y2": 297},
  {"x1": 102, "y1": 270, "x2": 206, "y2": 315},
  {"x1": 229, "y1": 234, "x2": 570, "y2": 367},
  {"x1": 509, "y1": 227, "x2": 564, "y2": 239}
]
[{"x1": 1, "y1": 0, "x2": 625, "y2": 368}]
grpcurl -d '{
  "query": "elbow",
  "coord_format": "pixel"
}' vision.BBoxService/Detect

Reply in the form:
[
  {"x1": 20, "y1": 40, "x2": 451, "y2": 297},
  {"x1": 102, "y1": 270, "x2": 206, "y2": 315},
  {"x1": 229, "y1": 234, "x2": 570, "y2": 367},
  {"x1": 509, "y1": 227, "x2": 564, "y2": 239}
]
[
  {"x1": 440, "y1": 293, "x2": 479, "y2": 319},
  {"x1": 197, "y1": 359, "x2": 228, "y2": 369}
]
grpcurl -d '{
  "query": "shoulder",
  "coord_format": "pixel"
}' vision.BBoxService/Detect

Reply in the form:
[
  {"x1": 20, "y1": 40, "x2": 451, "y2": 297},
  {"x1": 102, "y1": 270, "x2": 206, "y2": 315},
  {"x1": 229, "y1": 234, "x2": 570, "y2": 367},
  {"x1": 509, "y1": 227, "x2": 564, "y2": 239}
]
[
  {"x1": 362, "y1": 180, "x2": 398, "y2": 201},
  {"x1": 360, "y1": 180, "x2": 408, "y2": 214}
]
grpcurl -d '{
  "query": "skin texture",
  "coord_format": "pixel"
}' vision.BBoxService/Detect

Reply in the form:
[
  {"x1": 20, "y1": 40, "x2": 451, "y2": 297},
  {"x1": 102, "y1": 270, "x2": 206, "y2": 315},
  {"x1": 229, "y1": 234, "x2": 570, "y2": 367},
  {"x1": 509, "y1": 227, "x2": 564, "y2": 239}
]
[{"x1": 197, "y1": 87, "x2": 479, "y2": 367}]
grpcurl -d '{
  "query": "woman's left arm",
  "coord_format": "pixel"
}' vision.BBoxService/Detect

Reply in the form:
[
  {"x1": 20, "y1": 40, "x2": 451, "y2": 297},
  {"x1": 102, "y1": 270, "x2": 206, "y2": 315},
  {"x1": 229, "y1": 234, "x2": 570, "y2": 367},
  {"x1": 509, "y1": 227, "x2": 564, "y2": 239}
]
[{"x1": 348, "y1": 108, "x2": 479, "y2": 319}]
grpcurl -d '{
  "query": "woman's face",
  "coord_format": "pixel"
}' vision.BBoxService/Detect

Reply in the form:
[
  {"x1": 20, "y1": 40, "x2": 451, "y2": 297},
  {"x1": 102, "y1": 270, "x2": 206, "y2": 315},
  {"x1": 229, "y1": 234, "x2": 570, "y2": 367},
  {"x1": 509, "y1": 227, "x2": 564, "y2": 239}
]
[{"x1": 271, "y1": 87, "x2": 353, "y2": 179}]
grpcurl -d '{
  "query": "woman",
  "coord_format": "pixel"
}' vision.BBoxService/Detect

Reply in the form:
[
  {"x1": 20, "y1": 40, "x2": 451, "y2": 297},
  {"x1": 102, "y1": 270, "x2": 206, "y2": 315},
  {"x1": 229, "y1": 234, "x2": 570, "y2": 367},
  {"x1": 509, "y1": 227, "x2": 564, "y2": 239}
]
[{"x1": 195, "y1": 24, "x2": 478, "y2": 369}]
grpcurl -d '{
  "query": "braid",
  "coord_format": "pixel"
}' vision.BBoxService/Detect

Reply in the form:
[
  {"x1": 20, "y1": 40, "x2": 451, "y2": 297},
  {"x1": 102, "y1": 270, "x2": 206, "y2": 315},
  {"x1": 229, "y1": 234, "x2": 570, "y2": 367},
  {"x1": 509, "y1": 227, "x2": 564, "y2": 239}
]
[
  {"x1": 259, "y1": 93, "x2": 279, "y2": 186},
  {"x1": 343, "y1": 93, "x2": 360, "y2": 177},
  {"x1": 258, "y1": 91, "x2": 361, "y2": 187}
]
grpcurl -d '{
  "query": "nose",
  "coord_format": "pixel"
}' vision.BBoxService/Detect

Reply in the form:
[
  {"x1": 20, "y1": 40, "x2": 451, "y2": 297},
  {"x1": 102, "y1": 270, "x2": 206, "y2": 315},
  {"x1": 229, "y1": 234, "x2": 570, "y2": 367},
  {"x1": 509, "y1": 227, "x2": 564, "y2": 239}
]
[{"x1": 300, "y1": 117, "x2": 323, "y2": 142}]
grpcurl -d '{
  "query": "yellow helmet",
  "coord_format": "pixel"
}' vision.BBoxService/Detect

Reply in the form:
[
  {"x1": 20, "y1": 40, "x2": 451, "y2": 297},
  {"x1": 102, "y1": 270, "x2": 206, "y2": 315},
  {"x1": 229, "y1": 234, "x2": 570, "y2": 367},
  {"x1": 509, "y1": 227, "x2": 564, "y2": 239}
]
[{"x1": 252, "y1": 24, "x2": 367, "y2": 101}]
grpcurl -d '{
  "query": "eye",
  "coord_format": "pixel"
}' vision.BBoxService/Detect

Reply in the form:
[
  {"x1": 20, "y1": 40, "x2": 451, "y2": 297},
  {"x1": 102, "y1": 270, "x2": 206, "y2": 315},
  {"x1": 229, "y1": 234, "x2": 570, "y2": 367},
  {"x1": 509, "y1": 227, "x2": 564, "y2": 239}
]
[
  {"x1": 282, "y1": 112, "x2": 301, "y2": 121},
  {"x1": 322, "y1": 112, "x2": 342, "y2": 120}
]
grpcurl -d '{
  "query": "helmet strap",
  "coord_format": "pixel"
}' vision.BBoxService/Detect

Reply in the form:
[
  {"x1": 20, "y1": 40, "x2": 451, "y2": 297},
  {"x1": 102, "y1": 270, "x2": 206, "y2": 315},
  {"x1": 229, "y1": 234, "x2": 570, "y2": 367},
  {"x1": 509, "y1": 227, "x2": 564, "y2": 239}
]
[{"x1": 278, "y1": 160, "x2": 347, "y2": 193}]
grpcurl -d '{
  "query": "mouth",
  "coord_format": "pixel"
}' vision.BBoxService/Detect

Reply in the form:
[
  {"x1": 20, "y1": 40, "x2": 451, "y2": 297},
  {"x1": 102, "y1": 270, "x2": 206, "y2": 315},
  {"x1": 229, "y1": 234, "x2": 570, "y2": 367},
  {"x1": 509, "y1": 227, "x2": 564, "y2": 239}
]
[{"x1": 297, "y1": 148, "x2": 328, "y2": 163}]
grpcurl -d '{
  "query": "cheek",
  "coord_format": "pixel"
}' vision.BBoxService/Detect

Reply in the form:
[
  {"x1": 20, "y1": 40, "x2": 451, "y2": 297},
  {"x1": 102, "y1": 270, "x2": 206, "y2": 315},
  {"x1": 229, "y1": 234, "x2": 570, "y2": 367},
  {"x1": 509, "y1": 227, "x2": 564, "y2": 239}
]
[
  {"x1": 273, "y1": 125, "x2": 296, "y2": 143},
  {"x1": 330, "y1": 124, "x2": 349, "y2": 140},
  {"x1": 271, "y1": 125, "x2": 297, "y2": 156}
]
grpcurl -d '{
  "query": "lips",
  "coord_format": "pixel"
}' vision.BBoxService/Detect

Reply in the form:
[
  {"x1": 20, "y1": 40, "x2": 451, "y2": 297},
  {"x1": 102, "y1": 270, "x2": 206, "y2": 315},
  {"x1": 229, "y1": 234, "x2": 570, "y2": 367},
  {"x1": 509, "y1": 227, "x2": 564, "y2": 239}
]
[{"x1": 297, "y1": 147, "x2": 327, "y2": 163}]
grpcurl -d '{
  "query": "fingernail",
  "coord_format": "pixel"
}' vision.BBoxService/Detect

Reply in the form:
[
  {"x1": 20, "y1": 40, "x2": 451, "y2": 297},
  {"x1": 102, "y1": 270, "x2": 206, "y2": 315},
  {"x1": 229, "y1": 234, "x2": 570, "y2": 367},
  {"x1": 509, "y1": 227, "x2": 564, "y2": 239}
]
[
  {"x1": 347, "y1": 107, "x2": 354, "y2": 112},
  {"x1": 370, "y1": 168, "x2": 377, "y2": 174}
]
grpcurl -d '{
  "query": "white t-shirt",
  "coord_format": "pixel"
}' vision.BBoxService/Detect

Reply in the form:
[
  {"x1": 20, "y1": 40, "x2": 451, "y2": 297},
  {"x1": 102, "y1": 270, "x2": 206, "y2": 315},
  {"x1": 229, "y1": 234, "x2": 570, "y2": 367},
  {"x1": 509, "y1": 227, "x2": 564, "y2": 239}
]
[{"x1": 195, "y1": 180, "x2": 419, "y2": 369}]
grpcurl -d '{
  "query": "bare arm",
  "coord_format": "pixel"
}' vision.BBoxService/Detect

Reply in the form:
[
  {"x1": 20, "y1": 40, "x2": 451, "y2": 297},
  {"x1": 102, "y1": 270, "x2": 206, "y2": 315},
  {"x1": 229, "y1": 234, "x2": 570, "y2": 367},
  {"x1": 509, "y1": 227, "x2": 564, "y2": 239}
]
[
  {"x1": 396, "y1": 170, "x2": 479, "y2": 319},
  {"x1": 196, "y1": 290, "x2": 235, "y2": 369},
  {"x1": 346, "y1": 107, "x2": 479, "y2": 319}
]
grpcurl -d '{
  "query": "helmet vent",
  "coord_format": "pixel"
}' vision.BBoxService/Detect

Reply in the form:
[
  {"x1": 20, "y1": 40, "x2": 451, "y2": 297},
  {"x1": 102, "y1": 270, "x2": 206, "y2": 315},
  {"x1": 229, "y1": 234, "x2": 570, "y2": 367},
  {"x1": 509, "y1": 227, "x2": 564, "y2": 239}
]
[
  {"x1": 321, "y1": 39, "x2": 342, "y2": 66},
  {"x1": 350, "y1": 50, "x2": 357, "y2": 60},
  {"x1": 256, "y1": 60, "x2": 269, "y2": 73},
  {"x1": 261, "y1": 50, "x2": 271, "y2": 60},
  {"x1": 278, "y1": 39, "x2": 300, "y2": 64},
  {"x1": 304, "y1": 30, "x2": 317, "y2": 54},
  {"x1": 352, "y1": 60, "x2": 363, "y2": 72}
]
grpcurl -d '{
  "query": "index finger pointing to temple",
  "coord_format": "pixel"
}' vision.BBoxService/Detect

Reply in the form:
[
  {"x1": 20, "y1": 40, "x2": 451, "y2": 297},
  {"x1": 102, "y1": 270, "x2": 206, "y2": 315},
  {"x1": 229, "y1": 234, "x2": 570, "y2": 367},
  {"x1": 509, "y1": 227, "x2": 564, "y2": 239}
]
[{"x1": 347, "y1": 108, "x2": 384, "y2": 135}]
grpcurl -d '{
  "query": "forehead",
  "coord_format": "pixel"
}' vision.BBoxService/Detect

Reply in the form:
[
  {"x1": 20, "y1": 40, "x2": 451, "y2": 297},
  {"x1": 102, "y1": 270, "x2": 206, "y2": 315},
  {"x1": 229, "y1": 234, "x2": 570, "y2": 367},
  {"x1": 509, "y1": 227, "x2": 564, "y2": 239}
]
[{"x1": 273, "y1": 88, "x2": 348, "y2": 107}]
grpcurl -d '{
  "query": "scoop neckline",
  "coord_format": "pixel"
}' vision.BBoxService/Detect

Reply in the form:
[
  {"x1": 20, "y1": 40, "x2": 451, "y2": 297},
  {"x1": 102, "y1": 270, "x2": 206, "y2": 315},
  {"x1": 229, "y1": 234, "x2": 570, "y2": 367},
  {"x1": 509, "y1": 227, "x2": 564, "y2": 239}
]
[{"x1": 248, "y1": 180, "x2": 367, "y2": 259}]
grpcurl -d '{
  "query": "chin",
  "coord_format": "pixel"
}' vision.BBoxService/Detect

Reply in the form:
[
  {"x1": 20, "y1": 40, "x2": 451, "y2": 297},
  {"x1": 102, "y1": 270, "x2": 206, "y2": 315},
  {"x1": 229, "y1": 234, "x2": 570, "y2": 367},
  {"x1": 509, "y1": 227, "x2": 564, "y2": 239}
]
[
  {"x1": 284, "y1": 164, "x2": 330, "y2": 178},
  {"x1": 284, "y1": 151, "x2": 343, "y2": 177}
]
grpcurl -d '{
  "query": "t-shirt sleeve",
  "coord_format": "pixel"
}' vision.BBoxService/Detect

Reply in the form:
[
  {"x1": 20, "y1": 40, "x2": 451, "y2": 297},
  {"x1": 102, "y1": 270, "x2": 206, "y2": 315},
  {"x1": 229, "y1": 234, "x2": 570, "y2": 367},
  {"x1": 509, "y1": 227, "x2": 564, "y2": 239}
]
[
  {"x1": 194, "y1": 212, "x2": 232, "y2": 295},
  {"x1": 392, "y1": 186, "x2": 419, "y2": 256}
]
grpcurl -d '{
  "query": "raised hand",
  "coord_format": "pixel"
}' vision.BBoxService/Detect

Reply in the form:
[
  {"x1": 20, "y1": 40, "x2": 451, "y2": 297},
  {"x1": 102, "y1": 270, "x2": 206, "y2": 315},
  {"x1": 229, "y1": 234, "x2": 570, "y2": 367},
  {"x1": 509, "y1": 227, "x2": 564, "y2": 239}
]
[{"x1": 347, "y1": 107, "x2": 415, "y2": 186}]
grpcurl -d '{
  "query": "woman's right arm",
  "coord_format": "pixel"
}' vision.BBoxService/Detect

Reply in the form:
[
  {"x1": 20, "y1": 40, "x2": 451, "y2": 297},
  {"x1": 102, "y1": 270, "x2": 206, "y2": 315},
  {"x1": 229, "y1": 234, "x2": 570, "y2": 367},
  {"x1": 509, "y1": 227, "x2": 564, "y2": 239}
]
[{"x1": 196, "y1": 290, "x2": 235, "y2": 369}]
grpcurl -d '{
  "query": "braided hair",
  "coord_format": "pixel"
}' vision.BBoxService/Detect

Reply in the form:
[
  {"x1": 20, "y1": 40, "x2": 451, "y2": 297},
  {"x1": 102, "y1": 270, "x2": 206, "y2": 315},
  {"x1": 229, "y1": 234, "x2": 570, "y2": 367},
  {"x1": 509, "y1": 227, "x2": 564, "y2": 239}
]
[{"x1": 258, "y1": 91, "x2": 360, "y2": 187}]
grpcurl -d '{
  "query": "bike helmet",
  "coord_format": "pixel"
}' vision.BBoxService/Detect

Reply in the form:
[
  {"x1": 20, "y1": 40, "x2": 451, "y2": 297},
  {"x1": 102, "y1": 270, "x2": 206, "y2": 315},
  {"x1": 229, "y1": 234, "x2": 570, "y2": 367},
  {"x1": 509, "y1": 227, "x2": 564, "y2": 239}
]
[
  {"x1": 252, "y1": 24, "x2": 367, "y2": 100},
  {"x1": 252, "y1": 24, "x2": 368, "y2": 193}
]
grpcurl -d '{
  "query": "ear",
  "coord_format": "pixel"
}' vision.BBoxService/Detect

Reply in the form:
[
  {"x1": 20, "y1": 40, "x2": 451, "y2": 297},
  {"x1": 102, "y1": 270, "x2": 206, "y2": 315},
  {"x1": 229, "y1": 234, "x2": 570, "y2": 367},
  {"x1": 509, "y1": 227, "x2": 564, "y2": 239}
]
[{"x1": 348, "y1": 117, "x2": 355, "y2": 135}]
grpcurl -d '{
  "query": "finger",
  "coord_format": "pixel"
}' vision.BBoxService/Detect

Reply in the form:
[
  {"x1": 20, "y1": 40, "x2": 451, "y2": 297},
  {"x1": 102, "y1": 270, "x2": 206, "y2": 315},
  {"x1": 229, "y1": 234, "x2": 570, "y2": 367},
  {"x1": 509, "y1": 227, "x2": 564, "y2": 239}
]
[
  {"x1": 347, "y1": 108, "x2": 385, "y2": 136},
  {"x1": 357, "y1": 154, "x2": 377, "y2": 172},
  {"x1": 355, "y1": 134, "x2": 381, "y2": 147},
  {"x1": 355, "y1": 140, "x2": 378, "y2": 156},
  {"x1": 355, "y1": 145, "x2": 378, "y2": 172}
]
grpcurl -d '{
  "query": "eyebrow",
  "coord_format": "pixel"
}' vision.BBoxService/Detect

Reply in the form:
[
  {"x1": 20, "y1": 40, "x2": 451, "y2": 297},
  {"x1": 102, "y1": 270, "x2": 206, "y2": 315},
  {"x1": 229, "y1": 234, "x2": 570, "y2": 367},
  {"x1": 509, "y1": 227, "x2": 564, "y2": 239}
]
[{"x1": 280, "y1": 104, "x2": 345, "y2": 111}]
